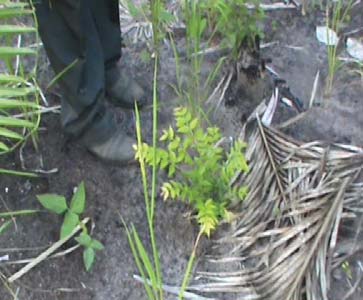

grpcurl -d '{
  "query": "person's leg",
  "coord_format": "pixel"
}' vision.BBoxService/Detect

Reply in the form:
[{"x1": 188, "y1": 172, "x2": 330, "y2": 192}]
[
  {"x1": 89, "y1": 0, "x2": 147, "y2": 109},
  {"x1": 35, "y1": 0, "x2": 114, "y2": 145},
  {"x1": 35, "y1": 0, "x2": 135, "y2": 162},
  {"x1": 90, "y1": 0, "x2": 122, "y2": 70}
]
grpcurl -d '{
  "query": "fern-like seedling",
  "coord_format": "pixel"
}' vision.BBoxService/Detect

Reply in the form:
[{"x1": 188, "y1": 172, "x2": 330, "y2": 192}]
[{"x1": 134, "y1": 107, "x2": 249, "y2": 237}]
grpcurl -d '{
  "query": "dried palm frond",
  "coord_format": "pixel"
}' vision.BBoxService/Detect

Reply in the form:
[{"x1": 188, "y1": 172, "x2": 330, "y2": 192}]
[{"x1": 187, "y1": 97, "x2": 363, "y2": 300}]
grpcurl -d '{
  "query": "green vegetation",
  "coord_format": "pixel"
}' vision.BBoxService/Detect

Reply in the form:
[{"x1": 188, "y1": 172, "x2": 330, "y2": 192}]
[
  {"x1": 123, "y1": 1, "x2": 166, "y2": 299},
  {"x1": 135, "y1": 107, "x2": 249, "y2": 237},
  {"x1": 173, "y1": 0, "x2": 264, "y2": 118},
  {"x1": 124, "y1": 1, "x2": 255, "y2": 299},
  {"x1": 201, "y1": 0, "x2": 264, "y2": 58},
  {"x1": 325, "y1": 0, "x2": 353, "y2": 94},
  {"x1": 0, "y1": 209, "x2": 38, "y2": 236},
  {"x1": 37, "y1": 182, "x2": 104, "y2": 271},
  {"x1": 0, "y1": 1, "x2": 41, "y2": 176}
]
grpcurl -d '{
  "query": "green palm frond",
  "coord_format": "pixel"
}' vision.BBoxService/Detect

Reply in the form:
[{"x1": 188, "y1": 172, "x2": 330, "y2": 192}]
[{"x1": 0, "y1": 0, "x2": 40, "y2": 156}]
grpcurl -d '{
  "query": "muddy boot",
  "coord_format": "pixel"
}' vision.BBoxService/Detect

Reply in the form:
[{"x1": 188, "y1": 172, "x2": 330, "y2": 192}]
[
  {"x1": 106, "y1": 66, "x2": 147, "y2": 109},
  {"x1": 86, "y1": 129, "x2": 136, "y2": 164}
]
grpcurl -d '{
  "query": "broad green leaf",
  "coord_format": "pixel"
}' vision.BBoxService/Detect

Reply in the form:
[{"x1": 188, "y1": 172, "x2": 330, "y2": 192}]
[
  {"x1": 83, "y1": 247, "x2": 95, "y2": 271},
  {"x1": 90, "y1": 239, "x2": 104, "y2": 251},
  {"x1": 0, "y1": 47, "x2": 36, "y2": 58},
  {"x1": 70, "y1": 181, "x2": 85, "y2": 214},
  {"x1": 60, "y1": 211, "x2": 79, "y2": 239},
  {"x1": 0, "y1": 116, "x2": 35, "y2": 128},
  {"x1": 36, "y1": 194, "x2": 68, "y2": 214},
  {"x1": 0, "y1": 141, "x2": 9, "y2": 151},
  {"x1": 0, "y1": 98, "x2": 39, "y2": 109},
  {"x1": 75, "y1": 232, "x2": 92, "y2": 247},
  {"x1": 0, "y1": 127, "x2": 24, "y2": 140},
  {"x1": 0, "y1": 87, "x2": 36, "y2": 97},
  {"x1": 0, "y1": 219, "x2": 12, "y2": 235},
  {"x1": 0, "y1": 25, "x2": 35, "y2": 35}
]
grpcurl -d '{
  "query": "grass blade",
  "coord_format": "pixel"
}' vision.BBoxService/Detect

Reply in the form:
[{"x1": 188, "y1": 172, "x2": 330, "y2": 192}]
[
  {"x1": 0, "y1": 25, "x2": 35, "y2": 35},
  {"x1": 0, "y1": 140, "x2": 9, "y2": 151},
  {"x1": 0, "y1": 116, "x2": 35, "y2": 128},
  {"x1": 0, "y1": 219, "x2": 12, "y2": 235},
  {"x1": 0, "y1": 127, "x2": 23, "y2": 140},
  {"x1": 0, "y1": 8, "x2": 32, "y2": 19},
  {"x1": 0, "y1": 87, "x2": 36, "y2": 97},
  {"x1": 0, "y1": 74, "x2": 27, "y2": 83},
  {"x1": 0, "y1": 210, "x2": 39, "y2": 218},
  {"x1": 123, "y1": 220, "x2": 156, "y2": 300},
  {"x1": 0, "y1": 47, "x2": 36, "y2": 57},
  {"x1": 132, "y1": 225, "x2": 158, "y2": 291},
  {"x1": 0, "y1": 98, "x2": 39, "y2": 109},
  {"x1": 0, "y1": 168, "x2": 37, "y2": 177}
]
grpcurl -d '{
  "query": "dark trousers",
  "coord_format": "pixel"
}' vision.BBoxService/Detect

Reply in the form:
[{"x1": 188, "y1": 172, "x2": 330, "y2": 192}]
[{"x1": 35, "y1": 0, "x2": 121, "y2": 145}]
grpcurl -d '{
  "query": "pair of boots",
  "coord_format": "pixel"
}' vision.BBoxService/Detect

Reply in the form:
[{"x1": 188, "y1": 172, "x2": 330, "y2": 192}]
[{"x1": 85, "y1": 67, "x2": 146, "y2": 164}]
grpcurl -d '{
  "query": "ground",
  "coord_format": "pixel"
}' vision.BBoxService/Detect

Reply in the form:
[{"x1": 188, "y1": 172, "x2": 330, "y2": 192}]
[{"x1": 1, "y1": 2, "x2": 363, "y2": 300}]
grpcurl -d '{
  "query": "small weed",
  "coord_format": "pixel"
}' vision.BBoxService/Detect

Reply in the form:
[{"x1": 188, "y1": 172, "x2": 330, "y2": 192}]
[
  {"x1": 170, "y1": 0, "x2": 264, "y2": 119},
  {"x1": 37, "y1": 182, "x2": 103, "y2": 271},
  {"x1": 342, "y1": 260, "x2": 353, "y2": 279},
  {"x1": 201, "y1": 0, "x2": 264, "y2": 59},
  {"x1": 325, "y1": 0, "x2": 353, "y2": 94},
  {"x1": 135, "y1": 107, "x2": 249, "y2": 237}
]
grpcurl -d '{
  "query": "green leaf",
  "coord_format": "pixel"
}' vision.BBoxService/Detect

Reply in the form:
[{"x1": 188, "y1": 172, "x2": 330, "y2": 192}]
[
  {"x1": 238, "y1": 186, "x2": 249, "y2": 200},
  {"x1": 36, "y1": 194, "x2": 68, "y2": 214},
  {"x1": 60, "y1": 211, "x2": 79, "y2": 239},
  {"x1": 0, "y1": 47, "x2": 36, "y2": 58},
  {"x1": 160, "y1": 10, "x2": 175, "y2": 23},
  {"x1": 0, "y1": 116, "x2": 35, "y2": 128},
  {"x1": 70, "y1": 181, "x2": 86, "y2": 214},
  {"x1": 0, "y1": 219, "x2": 12, "y2": 235},
  {"x1": 0, "y1": 87, "x2": 36, "y2": 98},
  {"x1": 132, "y1": 226, "x2": 158, "y2": 289},
  {"x1": 0, "y1": 127, "x2": 23, "y2": 140},
  {"x1": 83, "y1": 247, "x2": 95, "y2": 271},
  {"x1": 75, "y1": 232, "x2": 92, "y2": 247},
  {"x1": 90, "y1": 239, "x2": 104, "y2": 251},
  {"x1": 0, "y1": 141, "x2": 9, "y2": 151},
  {"x1": 189, "y1": 118, "x2": 199, "y2": 130},
  {"x1": 0, "y1": 74, "x2": 26, "y2": 83},
  {"x1": 0, "y1": 25, "x2": 35, "y2": 35},
  {"x1": 0, "y1": 168, "x2": 37, "y2": 177},
  {"x1": 126, "y1": 0, "x2": 142, "y2": 18},
  {"x1": 0, "y1": 209, "x2": 38, "y2": 218},
  {"x1": 0, "y1": 98, "x2": 39, "y2": 109},
  {"x1": 0, "y1": 8, "x2": 32, "y2": 19}
]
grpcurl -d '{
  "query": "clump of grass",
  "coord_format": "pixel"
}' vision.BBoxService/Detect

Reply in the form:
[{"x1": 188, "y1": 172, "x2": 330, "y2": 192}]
[
  {"x1": 325, "y1": 0, "x2": 353, "y2": 94},
  {"x1": 123, "y1": 1, "x2": 165, "y2": 299}
]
